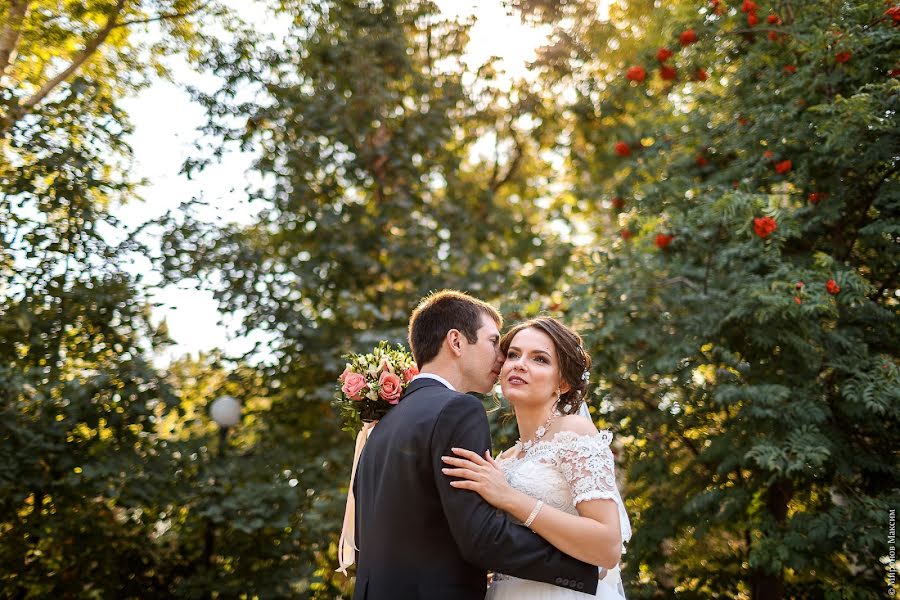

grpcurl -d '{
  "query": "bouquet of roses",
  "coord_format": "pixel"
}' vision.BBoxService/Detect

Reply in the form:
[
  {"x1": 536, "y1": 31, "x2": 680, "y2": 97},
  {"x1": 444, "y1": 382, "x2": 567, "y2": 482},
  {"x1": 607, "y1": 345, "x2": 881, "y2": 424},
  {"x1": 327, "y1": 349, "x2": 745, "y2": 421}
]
[
  {"x1": 334, "y1": 341, "x2": 418, "y2": 574},
  {"x1": 335, "y1": 341, "x2": 419, "y2": 430}
]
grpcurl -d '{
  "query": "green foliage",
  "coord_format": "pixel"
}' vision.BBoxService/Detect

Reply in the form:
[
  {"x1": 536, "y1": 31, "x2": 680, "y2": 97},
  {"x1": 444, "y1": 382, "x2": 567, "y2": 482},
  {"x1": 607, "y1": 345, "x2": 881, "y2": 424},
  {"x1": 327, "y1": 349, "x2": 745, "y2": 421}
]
[
  {"x1": 0, "y1": 1, "x2": 246, "y2": 598},
  {"x1": 3, "y1": 0, "x2": 897, "y2": 597},
  {"x1": 516, "y1": 0, "x2": 899, "y2": 597},
  {"x1": 156, "y1": 0, "x2": 576, "y2": 594}
]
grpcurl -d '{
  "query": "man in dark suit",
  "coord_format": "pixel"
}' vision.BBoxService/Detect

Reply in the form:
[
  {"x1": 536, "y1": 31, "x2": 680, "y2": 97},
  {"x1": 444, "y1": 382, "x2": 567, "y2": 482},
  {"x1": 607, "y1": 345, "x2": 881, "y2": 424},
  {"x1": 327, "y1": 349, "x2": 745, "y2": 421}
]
[{"x1": 352, "y1": 290, "x2": 598, "y2": 599}]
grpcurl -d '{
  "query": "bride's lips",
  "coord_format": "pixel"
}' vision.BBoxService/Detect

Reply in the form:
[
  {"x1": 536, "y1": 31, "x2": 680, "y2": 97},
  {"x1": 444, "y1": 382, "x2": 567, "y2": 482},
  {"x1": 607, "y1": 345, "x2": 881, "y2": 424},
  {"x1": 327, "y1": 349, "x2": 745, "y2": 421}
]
[{"x1": 507, "y1": 375, "x2": 528, "y2": 385}]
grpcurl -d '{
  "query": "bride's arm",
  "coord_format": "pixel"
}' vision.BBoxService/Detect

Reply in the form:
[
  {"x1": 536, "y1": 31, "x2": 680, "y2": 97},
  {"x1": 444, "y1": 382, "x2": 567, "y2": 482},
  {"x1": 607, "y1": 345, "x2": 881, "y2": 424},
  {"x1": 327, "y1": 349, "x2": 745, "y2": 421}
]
[
  {"x1": 507, "y1": 482, "x2": 622, "y2": 569},
  {"x1": 444, "y1": 447, "x2": 622, "y2": 568}
]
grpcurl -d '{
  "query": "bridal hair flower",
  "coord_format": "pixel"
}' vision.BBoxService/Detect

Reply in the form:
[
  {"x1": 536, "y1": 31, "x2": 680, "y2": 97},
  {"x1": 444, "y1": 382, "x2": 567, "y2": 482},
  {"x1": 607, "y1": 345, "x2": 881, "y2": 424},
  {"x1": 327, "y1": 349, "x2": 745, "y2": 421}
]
[{"x1": 579, "y1": 345, "x2": 591, "y2": 380}]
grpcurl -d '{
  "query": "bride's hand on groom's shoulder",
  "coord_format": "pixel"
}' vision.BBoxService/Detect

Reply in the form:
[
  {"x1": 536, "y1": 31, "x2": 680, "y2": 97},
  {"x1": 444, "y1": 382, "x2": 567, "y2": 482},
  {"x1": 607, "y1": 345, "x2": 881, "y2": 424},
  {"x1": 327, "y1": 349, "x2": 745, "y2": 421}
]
[{"x1": 441, "y1": 448, "x2": 518, "y2": 511}]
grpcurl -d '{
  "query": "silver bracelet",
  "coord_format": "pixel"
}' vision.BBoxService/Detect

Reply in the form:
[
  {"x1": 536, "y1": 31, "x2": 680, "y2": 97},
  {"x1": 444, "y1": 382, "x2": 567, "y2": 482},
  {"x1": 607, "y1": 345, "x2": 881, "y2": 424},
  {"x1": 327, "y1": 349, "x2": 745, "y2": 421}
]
[{"x1": 524, "y1": 500, "x2": 544, "y2": 528}]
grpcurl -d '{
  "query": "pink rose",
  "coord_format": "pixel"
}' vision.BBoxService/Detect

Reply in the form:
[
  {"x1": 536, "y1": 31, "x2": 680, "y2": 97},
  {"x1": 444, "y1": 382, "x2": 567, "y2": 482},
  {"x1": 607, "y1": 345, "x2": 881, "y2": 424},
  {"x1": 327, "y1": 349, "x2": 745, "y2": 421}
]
[
  {"x1": 378, "y1": 371, "x2": 403, "y2": 404},
  {"x1": 403, "y1": 365, "x2": 419, "y2": 381},
  {"x1": 378, "y1": 357, "x2": 395, "y2": 374},
  {"x1": 341, "y1": 372, "x2": 367, "y2": 401},
  {"x1": 338, "y1": 366, "x2": 352, "y2": 382}
]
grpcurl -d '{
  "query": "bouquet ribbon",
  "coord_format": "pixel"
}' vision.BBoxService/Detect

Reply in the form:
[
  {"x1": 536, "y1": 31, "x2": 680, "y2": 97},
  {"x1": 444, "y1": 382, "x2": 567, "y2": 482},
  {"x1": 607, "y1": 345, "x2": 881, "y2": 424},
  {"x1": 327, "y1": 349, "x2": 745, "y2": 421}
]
[{"x1": 336, "y1": 420, "x2": 377, "y2": 575}]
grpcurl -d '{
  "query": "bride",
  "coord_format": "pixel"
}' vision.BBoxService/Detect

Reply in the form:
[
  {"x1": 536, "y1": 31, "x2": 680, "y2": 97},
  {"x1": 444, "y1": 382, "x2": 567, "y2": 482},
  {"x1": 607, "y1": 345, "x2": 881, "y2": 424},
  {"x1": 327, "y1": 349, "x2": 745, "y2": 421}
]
[{"x1": 441, "y1": 317, "x2": 631, "y2": 599}]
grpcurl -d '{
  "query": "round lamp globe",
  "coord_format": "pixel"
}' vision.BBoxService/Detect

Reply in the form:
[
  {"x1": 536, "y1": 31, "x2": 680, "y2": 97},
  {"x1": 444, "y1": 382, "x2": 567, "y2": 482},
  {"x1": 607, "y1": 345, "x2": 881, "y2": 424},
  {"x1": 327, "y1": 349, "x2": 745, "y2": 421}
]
[{"x1": 210, "y1": 395, "x2": 242, "y2": 428}]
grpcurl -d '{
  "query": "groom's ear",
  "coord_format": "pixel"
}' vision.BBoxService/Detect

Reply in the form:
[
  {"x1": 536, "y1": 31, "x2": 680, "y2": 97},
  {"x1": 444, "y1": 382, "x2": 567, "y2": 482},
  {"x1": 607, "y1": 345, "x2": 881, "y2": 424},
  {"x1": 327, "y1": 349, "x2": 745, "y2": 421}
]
[{"x1": 446, "y1": 329, "x2": 464, "y2": 357}]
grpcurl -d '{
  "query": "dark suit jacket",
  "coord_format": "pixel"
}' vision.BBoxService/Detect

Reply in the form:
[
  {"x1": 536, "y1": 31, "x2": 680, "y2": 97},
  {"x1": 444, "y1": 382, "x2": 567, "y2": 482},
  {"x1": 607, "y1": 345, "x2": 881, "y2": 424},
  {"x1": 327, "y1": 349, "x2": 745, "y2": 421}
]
[{"x1": 352, "y1": 377, "x2": 598, "y2": 600}]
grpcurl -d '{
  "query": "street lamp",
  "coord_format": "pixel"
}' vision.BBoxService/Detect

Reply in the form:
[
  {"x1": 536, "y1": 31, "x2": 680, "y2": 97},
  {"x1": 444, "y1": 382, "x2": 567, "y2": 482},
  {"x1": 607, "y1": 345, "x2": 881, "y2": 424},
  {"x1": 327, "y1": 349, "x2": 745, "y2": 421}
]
[
  {"x1": 203, "y1": 394, "x2": 242, "y2": 589},
  {"x1": 210, "y1": 394, "x2": 242, "y2": 456}
]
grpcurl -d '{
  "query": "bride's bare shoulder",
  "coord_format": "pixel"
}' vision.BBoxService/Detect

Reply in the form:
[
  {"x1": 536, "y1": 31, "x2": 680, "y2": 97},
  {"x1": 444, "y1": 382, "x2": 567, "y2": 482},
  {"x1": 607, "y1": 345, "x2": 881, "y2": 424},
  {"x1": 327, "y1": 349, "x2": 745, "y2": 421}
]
[
  {"x1": 497, "y1": 445, "x2": 520, "y2": 460},
  {"x1": 555, "y1": 414, "x2": 599, "y2": 436}
]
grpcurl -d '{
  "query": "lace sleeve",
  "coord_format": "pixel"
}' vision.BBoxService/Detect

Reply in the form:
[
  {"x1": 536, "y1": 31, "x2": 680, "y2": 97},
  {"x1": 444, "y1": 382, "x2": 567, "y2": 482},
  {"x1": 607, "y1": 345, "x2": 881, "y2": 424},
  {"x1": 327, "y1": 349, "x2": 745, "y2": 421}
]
[{"x1": 555, "y1": 430, "x2": 632, "y2": 545}]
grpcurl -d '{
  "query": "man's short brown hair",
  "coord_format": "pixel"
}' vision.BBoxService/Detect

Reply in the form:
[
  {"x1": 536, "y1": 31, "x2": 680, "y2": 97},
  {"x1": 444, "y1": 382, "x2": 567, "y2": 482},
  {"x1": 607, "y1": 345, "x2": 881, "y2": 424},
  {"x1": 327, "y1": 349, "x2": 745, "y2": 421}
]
[{"x1": 408, "y1": 290, "x2": 502, "y2": 367}]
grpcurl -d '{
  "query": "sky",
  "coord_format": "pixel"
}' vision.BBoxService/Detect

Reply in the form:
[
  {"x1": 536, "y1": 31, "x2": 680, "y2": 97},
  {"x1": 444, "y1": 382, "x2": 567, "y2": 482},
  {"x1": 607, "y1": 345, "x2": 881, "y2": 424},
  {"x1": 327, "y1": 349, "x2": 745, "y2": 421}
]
[{"x1": 118, "y1": 1, "x2": 580, "y2": 367}]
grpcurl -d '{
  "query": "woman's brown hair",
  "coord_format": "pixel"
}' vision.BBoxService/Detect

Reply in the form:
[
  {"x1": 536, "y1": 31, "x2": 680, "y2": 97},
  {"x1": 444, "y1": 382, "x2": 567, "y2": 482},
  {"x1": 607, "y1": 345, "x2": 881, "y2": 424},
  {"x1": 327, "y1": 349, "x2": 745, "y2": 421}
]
[{"x1": 499, "y1": 316, "x2": 592, "y2": 414}]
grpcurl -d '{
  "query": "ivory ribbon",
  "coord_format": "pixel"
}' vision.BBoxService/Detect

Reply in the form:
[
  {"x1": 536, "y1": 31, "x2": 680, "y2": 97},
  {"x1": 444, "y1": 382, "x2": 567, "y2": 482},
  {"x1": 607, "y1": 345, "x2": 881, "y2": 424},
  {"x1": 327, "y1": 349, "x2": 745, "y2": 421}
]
[{"x1": 336, "y1": 420, "x2": 377, "y2": 575}]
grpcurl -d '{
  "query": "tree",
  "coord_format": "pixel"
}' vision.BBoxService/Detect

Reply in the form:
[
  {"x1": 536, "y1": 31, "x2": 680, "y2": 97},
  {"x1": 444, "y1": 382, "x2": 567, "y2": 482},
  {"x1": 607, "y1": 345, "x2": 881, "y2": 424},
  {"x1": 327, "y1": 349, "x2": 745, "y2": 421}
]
[
  {"x1": 0, "y1": 1, "x2": 235, "y2": 596},
  {"x1": 158, "y1": 0, "x2": 578, "y2": 591},
  {"x1": 516, "y1": 0, "x2": 899, "y2": 597}
]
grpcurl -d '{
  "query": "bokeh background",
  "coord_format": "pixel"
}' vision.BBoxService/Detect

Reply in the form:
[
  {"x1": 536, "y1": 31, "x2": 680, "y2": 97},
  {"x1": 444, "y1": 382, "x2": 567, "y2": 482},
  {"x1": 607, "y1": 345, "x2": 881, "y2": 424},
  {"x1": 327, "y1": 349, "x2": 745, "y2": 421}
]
[{"x1": 2, "y1": 0, "x2": 898, "y2": 598}]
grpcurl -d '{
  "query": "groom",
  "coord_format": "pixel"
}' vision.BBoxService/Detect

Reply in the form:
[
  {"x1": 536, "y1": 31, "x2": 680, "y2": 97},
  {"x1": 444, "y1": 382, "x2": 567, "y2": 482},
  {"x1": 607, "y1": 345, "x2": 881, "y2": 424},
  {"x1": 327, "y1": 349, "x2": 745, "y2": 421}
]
[{"x1": 352, "y1": 290, "x2": 598, "y2": 599}]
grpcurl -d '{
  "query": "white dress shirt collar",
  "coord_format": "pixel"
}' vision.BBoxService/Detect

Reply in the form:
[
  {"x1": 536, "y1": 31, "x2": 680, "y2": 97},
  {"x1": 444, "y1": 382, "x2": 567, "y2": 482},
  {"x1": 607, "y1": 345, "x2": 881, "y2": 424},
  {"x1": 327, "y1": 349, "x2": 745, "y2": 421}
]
[{"x1": 413, "y1": 372, "x2": 456, "y2": 391}]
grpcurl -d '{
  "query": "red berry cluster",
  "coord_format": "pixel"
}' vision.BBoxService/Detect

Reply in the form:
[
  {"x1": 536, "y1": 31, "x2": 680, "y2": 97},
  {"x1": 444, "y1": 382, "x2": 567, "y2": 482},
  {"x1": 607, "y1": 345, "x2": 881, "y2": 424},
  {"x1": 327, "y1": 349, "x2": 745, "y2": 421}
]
[
  {"x1": 655, "y1": 233, "x2": 674, "y2": 249},
  {"x1": 742, "y1": 0, "x2": 760, "y2": 26},
  {"x1": 622, "y1": 25, "x2": 707, "y2": 93},
  {"x1": 885, "y1": 5, "x2": 900, "y2": 26},
  {"x1": 775, "y1": 159, "x2": 792, "y2": 174},
  {"x1": 753, "y1": 216, "x2": 777, "y2": 238},
  {"x1": 791, "y1": 279, "x2": 841, "y2": 304},
  {"x1": 619, "y1": 28, "x2": 710, "y2": 157},
  {"x1": 626, "y1": 66, "x2": 646, "y2": 82},
  {"x1": 808, "y1": 192, "x2": 826, "y2": 204}
]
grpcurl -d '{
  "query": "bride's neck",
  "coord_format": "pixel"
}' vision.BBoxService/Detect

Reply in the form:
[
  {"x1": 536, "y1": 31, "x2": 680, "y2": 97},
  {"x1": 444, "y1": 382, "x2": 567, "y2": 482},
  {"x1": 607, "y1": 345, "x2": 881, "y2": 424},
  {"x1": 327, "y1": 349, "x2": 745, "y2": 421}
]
[{"x1": 515, "y1": 402, "x2": 556, "y2": 443}]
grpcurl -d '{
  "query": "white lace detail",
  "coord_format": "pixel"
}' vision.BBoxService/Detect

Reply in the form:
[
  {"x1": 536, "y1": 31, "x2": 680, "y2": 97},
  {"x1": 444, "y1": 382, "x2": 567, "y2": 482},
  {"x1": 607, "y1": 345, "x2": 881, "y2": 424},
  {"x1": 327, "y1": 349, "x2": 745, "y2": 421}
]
[{"x1": 498, "y1": 430, "x2": 632, "y2": 546}]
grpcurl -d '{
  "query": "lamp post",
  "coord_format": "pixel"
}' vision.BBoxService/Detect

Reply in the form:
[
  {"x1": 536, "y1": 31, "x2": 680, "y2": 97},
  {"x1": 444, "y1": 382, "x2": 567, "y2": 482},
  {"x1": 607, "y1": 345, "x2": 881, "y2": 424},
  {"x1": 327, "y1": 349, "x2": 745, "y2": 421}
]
[{"x1": 202, "y1": 395, "x2": 242, "y2": 592}]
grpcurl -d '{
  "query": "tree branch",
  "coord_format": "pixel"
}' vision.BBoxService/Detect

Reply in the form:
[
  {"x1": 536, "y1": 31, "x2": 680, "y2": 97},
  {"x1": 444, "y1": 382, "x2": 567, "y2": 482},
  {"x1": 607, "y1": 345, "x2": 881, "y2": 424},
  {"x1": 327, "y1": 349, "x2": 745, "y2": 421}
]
[
  {"x1": 489, "y1": 129, "x2": 523, "y2": 193},
  {"x1": 18, "y1": 0, "x2": 128, "y2": 113},
  {"x1": 110, "y1": 1, "x2": 215, "y2": 30},
  {"x1": 0, "y1": 0, "x2": 31, "y2": 78}
]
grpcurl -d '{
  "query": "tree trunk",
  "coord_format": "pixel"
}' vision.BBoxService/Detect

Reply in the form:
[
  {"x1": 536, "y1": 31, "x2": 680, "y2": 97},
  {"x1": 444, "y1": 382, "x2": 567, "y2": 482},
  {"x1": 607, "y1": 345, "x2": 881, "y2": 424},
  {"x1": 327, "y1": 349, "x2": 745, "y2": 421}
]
[
  {"x1": 751, "y1": 478, "x2": 792, "y2": 600},
  {"x1": 0, "y1": 0, "x2": 31, "y2": 77}
]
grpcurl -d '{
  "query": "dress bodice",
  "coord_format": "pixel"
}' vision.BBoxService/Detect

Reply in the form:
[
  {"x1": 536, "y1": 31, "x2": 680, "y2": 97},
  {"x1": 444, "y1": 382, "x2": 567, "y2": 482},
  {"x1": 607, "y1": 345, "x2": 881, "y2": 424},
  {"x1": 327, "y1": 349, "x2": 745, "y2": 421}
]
[
  {"x1": 486, "y1": 429, "x2": 631, "y2": 599},
  {"x1": 496, "y1": 430, "x2": 632, "y2": 545}
]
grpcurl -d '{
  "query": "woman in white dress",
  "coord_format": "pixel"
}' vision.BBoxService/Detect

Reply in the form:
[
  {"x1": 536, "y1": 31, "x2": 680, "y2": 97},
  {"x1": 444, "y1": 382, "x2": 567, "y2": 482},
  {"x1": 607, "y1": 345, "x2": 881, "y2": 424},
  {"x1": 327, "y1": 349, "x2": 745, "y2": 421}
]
[{"x1": 441, "y1": 317, "x2": 631, "y2": 599}]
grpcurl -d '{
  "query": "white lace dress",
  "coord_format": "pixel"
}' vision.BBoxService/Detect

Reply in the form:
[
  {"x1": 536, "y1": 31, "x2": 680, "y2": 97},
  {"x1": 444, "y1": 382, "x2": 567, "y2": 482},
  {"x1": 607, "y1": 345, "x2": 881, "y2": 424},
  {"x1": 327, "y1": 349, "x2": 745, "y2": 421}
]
[{"x1": 486, "y1": 430, "x2": 631, "y2": 600}]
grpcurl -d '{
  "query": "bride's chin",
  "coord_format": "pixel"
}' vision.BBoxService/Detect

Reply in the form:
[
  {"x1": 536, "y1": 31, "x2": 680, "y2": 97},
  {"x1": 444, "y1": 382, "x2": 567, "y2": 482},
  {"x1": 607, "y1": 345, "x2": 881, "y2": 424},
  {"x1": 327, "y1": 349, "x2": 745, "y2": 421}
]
[
  {"x1": 500, "y1": 386, "x2": 521, "y2": 403},
  {"x1": 502, "y1": 389, "x2": 538, "y2": 407}
]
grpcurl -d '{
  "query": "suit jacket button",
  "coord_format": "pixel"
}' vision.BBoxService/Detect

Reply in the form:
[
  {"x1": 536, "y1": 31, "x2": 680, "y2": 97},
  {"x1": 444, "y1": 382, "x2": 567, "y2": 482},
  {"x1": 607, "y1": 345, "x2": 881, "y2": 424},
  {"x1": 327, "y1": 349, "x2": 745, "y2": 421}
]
[
  {"x1": 570, "y1": 581, "x2": 577, "y2": 588},
  {"x1": 555, "y1": 577, "x2": 563, "y2": 584},
  {"x1": 577, "y1": 582, "x2": 584, "y2": 590},
  {"x1": 561, "y1": 578, "x2": 569, "y2": 585}
]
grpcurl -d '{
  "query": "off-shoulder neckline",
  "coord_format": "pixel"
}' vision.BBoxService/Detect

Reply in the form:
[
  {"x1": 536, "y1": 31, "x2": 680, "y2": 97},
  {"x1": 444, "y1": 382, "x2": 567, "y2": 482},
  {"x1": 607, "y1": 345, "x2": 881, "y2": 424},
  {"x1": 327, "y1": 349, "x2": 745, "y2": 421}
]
[{"x1": 497, "y1": 429, "x2": 613, "y2": 462}]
